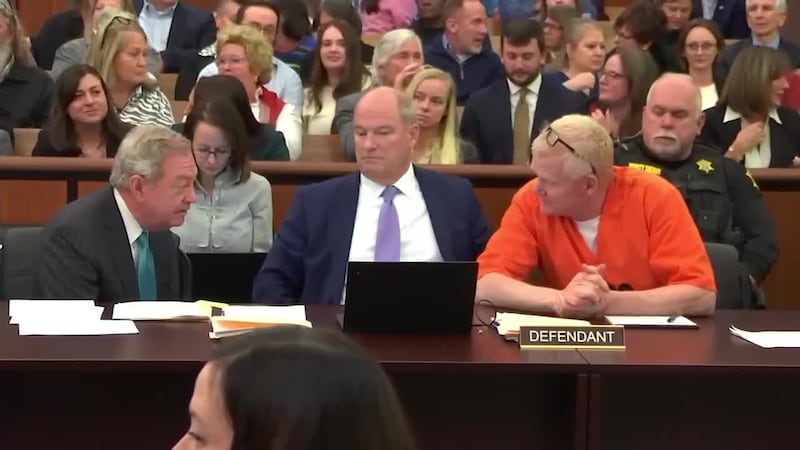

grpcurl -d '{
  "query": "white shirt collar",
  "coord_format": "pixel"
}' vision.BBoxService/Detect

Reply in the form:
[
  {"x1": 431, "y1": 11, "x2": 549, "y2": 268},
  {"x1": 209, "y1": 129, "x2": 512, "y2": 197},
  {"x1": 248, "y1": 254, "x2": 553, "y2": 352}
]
[
  {"x1": 507, "y1": 73, "x2": 542, "y2": 98},
  {"x1": 144, "y1": 0, "x2": 178, "y2": 16},
  {"x1": 359, "y1": 163, "x2": 418, "y2": 200},
  {"x1": 113, "y1": 188, "x2": 144, "y2": 247},
  {"x1": 723, "y1": 106, "x2": 782, "y2": 125}
]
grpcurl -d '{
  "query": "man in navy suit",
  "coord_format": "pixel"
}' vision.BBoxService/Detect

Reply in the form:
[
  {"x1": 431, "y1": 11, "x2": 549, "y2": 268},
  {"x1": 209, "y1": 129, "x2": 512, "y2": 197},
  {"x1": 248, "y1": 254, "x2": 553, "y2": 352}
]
[
  {"x1": 133, "y1": 0, "x2": 216, "y2": 73},
  {"x1": 252, "y1": 87, "x2": 492, "y2": 304},
  {"x1": 692, "y1": 0, "x2": 749, "y2": 39},
  {"x1": 716, "y1": 0, "x2": 800, "y2": 80},
  {"x1": 459, "y1": 19, "x2": 588, "y2": 165}
]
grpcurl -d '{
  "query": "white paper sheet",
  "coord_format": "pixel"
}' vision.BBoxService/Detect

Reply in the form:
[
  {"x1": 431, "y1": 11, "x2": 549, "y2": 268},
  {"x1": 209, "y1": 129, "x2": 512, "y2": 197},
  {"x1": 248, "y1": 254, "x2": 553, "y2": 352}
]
[
  {"x1": 493, "y1": 312, "x2": 590, "y2": 337},
  {"x1": 18, "y1": 319, "x2": 139, "y2": 336},
  {"x1": 9, "y1": 300, "x2": 101, "y2": 324},
  {"x1": 112, "y1": 301, "x2": 211, "y2": 320},
  {"x1": 605, "y1": 315, "x2": 698, "y2": 328},
  {"x1": 730, "y1": 326, "x2": 800, "y2": 348},
  {"x1": 223, "y1": 305, "x2": 307, "y2": 321}
]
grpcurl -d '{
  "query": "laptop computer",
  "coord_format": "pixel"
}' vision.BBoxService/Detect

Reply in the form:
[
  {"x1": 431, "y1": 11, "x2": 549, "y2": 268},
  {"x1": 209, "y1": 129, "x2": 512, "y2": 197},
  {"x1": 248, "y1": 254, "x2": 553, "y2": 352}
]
[
  {"x1": 339, "y1": 261, "x2": 478, "y2": 334},
  {"x1": 188, "y1": 253, "x2": 267, "y2": 303}
]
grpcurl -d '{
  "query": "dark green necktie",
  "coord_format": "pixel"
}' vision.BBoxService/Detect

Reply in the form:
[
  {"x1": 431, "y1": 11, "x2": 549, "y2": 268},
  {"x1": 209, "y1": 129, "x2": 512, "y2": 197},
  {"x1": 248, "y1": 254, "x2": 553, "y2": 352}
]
[{"x1": 135, "y1": 231, "x2": 157, "y2": 300}]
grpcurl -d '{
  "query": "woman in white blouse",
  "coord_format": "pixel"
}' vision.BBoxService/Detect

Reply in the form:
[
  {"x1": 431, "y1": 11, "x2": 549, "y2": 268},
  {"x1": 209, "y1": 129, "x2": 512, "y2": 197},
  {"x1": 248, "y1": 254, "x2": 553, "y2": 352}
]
[
  {"x1": 303, "y1": 19, "x2": 370, "y2": 134},
  {"x1": 173, "y1": 97, "x2": 273, "y2": 253},
  {"x1": 678, "y1": 18, "x2": 725, "y2": 111},
  {"x1": 85, "y1": 7, "x2": 173, "y2": 127},
  {"x1": 700, "y1": 46, "x2": 800, "y2": 168},
  {"x1": 216, "y1": 24, "x2": 303, "y2": 160}
]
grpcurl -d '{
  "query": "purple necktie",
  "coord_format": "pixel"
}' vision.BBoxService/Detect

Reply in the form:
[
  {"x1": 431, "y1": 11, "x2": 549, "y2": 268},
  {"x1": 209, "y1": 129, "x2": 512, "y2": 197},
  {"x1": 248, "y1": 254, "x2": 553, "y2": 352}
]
[{"x1": 374, "y1": 186, "x2": 400, "y2": 262}]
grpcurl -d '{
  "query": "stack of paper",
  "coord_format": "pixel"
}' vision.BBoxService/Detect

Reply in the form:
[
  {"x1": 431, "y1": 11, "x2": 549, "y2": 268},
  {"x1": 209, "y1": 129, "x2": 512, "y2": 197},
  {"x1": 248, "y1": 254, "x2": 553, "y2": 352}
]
[
  {"x1": 112, "y1": 301, "x2": 213, "y2": 320},
  {"x1": 10, "y1": 299, "x2": 138, "y2": 336},
  {"x1": 493, "y1": 312, "x2": 590, "y2": 340},
  {"x1": 730, "y1": 326, "x2": 800, "y2": 348},
  {"x1": 210, "y1": 305, "x2": 311, "y2": 339},
  {"x1": 606, "y1": 315, "x2": 698, "y2": 328}
]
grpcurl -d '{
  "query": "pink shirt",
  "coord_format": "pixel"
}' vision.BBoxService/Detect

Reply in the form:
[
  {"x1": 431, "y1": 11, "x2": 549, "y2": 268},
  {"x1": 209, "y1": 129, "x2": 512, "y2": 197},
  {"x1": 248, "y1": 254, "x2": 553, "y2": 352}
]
[{"x1": 360, "y1": 0, "x2": 417, "y2": 33}]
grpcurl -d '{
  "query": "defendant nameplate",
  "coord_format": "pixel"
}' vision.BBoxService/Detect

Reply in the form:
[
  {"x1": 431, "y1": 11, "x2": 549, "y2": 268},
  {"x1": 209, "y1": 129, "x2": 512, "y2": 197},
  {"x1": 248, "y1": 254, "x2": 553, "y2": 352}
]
[{"x1": 519, "y1": 326, "x2": 625, "y2": 350}]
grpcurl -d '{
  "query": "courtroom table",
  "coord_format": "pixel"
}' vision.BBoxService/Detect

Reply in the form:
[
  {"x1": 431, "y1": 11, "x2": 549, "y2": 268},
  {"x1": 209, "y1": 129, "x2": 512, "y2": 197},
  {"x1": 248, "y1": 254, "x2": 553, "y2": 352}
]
[
  {"x1": 0, "y1": 303, "x2": 588, "y2": 450},
  {"x1": 581, "y1": 310, "x2": 800, "y2": 450}
]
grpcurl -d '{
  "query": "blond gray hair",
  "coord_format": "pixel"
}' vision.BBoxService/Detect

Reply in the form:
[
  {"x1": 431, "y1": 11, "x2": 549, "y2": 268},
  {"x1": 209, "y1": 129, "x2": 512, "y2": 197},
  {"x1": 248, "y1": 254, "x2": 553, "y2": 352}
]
[
  {"x1": 531, "y1": 114, "x2": 613, "y2": 181},
  {"x1": 746, "y1": 0, "x2": 786, "y2": 13},
  {"x1": 217, "y1": 23, "x2": 273, "y2": 85},
  {"x1": 371, "y1": 29, "x2": 423, "y2": 86},
  {"x1": 86, "y1": 7, "x2": 157, "y2": 90},
  {"x1": 110, "y1": 125, "x2": 191, "y2": 189}
]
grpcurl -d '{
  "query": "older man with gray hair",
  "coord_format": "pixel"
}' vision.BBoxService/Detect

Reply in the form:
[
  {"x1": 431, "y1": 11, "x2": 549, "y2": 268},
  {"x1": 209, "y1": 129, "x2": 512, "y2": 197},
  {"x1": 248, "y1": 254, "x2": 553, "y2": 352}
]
[
  {"x1": 35, "y1": 124, "x2": 197, "y2": 301},
  {"x1": 476, "y1": 113, "x2": 717, "y2": 318},
  {"x1": 333, "y1": 28, "x2": 424, "y2": 160}
]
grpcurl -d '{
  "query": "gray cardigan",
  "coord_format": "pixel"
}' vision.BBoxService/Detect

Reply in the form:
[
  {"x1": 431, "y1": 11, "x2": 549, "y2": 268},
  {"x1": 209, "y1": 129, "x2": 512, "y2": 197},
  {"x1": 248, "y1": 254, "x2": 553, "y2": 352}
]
[{"x1": 50, "y1": 38, "x2": 162, "y2": 81}]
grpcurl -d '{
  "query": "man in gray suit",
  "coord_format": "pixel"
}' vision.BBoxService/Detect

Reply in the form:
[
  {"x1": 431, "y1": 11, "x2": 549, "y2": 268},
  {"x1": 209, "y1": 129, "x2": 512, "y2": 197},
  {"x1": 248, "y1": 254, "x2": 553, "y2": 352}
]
[
  {"x1": 34, "y1": 125, "x2": 198, "y2": 301},
  {"x1": 332, "y1": 29, "x2": 423, "y2": 160}
]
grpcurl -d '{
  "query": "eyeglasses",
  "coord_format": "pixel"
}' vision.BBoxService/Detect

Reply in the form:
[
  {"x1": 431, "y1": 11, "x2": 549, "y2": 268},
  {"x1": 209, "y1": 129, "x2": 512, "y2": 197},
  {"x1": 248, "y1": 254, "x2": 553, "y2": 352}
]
[
  {"x1": 685, "y1": 42, "x2": 716, "y2": 53},
  {"x1": 217, "y1": 56, "x2": 248, "y2": 66},
  {"x1": 543, "y1": 126, "x2": 596, "y2": 175},
  {"x1": 194, "y1": 147, "x2": 232, "y2": 158},
  {"x1": 598, "y1": 69, "x2": 626, "y2": 81},
  {"x1": 98, "y1": 16, "x2": 135, "y2": 49}
]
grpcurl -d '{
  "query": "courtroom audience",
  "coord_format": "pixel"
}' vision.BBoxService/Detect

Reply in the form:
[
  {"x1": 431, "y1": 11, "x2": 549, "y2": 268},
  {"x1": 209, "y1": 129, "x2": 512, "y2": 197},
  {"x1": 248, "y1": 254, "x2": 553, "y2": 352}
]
[
  {"x1": 85, "y1": 8, "x2": 174, "y2": 127},
  {"x1": 253, "y1": 87, "x2": 490, "y2": 304},
  {"x1": 34, "y1": 125, "x2": 196, "y2": 301},
  {"x1": 179, "y1": 75, "x2": 289, "y2": 161},
  {"x1": 33, "y1": 64, "x2": 131, "y2": 158},
  {"x1": 613, "y1": 0, "x2": 680, "y2": 73},
  {"x1": 542, "y1": 5, "x2": 581, "y2": 70},
  {"x1": 0, "y1": 3, "x2": 54, "y2": 135},
  {"x1": 273, "y1": 0, "x2": 316, "y2": 77},
  {"x1": 360, "y1": 0, "x2": 417, "y2": 33},
  {"x1": 701, "y1": 46, "x2": 800, "y2": 168},
  {"x1": 333, "y1": 28, "x2": 424, "y2": 159},
  {"x1": 475, "y1": 114, "x2": 717, "y2": 318},
  {"x1": 173, "y1": 98, "x2": 273, "y2": 253},
  {"x1": 216, "y1": 24, "x2": 303, "y2": 160},
  {"x1": 404, "y1": 66, "x2": 478, "y2": 163},
  {"x1": 557, "y1": 18, "x2": 605, "y2": 98},
  {"x1": 544, "y1": 0, "x2": 600, "y2": 19},
  {"x1": 695, "y1": 0, "x2": 748, "y2": 39},
  {"x1": 660, "y1": 0, "x2": 693, "y2": 49},
  {"x1": 197, "y1": 0, "x2": 305, "y2": 113},
  {"x1": 303, "y1": 20, "x2": 370, "y2": 135},
  {"x1": 424, "y1": 0, "x2": 504, "y2": 106},
  {"x1": 717, "y1": 0, "x2": 800, "y2": 82},
  {"x1": 173, "y1": 326, "x2": 417, "y2": 450},
  {"x1": 593, "y1": 48, "x2": 659, "y2": 140},
  {"x1": 411, "y1": 0, "x2": 447, "y2": 48},
  {"x1": 678, "y1": 18, "x2": 725, "y2": 111},
  {"x1": 132, "y1": 0, "x2": 216, "y2": 73},
  {"x1": 51, "y1": 0, "x2": 162, "y2": 81},
  {"x1": 314, "y1": 0, "x2": 375, "y2": 65}
]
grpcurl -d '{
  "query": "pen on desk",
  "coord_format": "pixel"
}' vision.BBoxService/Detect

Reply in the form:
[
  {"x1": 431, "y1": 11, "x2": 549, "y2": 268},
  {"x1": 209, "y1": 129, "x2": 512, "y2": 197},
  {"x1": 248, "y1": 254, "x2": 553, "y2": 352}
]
[{"x1": 667, "y1": 315, "x2": 679, "y2": 323}]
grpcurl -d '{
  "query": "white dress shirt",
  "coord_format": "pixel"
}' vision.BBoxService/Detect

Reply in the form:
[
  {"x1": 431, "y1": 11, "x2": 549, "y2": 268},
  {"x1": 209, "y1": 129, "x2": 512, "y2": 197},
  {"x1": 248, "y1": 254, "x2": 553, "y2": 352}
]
[
  {"x1": 699, "y1": 84, "x2": 719, "y2": 112},
  {"x1": 724, "y1": 107, "x2": 780, "y2": 169},
  {"x1": 702, "y1": 0, "x2": 718, "y2": 20},
  {"x1": 508, "y1": 74, "x2": 541, "y2": 134},
  {"x1": 138, "y1": 0, "x2": 177, "y2": 52},
  {"x1": 342, "y1": 165, "x2": 443, "y2": 303},
  {"x1": 113, "y1": 188, "x2": 144, "y2": 264},
  {"x1": 197, "y1": 58, "x2": 304, "y2": 112}
]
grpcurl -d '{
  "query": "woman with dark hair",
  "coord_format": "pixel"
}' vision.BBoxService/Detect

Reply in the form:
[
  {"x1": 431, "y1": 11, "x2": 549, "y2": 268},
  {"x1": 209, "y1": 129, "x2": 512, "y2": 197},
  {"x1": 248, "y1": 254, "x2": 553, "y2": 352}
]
[
  {"x1": 303, "y1": 20, "x2": 370, "y2": 134},
  {"x1": 613, "y1": 0, "x2": 680, "y2": 74},
  {"x1": 315, "y1": 0, "x2": 374, "y2": 64},
  {"x1": 178, "y1": 75, "x2": 290, "y2": 161},
  {"x1": 359, "y1": 0, "x2": 416, "y2": 33},
  {"x1": 677, "y1": 18, "x2": 725, "y2": 111},
  {"x1": 173, "y1": 326, "x2": 417, "y2": 450},
  {"x1": 701, "y1": 46, "x2": 800, "y2": 168},
  {"x1": 33, "y1": 64, "x2": 131, "y2": 157},
  {"x1": 593, "y1": 48, "x2": 659, "y2": 140},
  {"x1": 274, "y1": 0, "x2": 317, "y2": 77},
  {"x1": 173, "y1": 97, "x2": 273, "y2": 253}
]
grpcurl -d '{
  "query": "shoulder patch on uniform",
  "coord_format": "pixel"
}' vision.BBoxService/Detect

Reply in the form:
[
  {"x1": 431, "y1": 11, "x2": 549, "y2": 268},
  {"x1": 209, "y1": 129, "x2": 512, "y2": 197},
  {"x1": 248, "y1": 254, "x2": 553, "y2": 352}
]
[
  {"x1": 628, "y1": 162, "x2": 662, "y2": 175},
  {"x1": 745, "y1": 170, "x2": 760, "y2": 189},
  {"x1": 696, "y1": 159, "x2": 714, "y2": 174}
]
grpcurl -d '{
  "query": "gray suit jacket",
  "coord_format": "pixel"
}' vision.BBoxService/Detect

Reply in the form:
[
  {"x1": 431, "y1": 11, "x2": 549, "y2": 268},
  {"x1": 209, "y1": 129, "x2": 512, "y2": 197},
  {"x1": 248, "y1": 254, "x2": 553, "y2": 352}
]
[
  {"x1": 0, "y1": 129, "x2": 12, "y2": 155},
  {"x1": 332, "y1": 90, "x2": 368, "y2": 161},
  {"x1": 34, "y1": 187, "x2": 191, "y2": 301}
]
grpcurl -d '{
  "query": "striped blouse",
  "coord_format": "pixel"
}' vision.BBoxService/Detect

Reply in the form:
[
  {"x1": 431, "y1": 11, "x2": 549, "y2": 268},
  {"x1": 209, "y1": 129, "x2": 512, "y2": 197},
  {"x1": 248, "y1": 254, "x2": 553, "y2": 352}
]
[{"x1": 117, "y1": 83, "x2": 174, "y2": 127}]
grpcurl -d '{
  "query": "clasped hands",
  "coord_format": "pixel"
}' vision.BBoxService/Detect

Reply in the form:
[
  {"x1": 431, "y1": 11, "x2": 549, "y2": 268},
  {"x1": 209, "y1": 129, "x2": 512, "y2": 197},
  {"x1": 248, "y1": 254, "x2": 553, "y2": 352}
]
[{"x1": 554, "y1": 264, "x2": 609, "y2": 319}]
